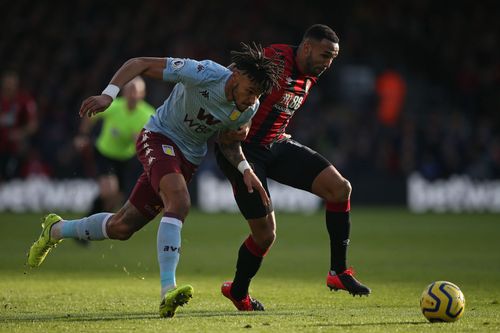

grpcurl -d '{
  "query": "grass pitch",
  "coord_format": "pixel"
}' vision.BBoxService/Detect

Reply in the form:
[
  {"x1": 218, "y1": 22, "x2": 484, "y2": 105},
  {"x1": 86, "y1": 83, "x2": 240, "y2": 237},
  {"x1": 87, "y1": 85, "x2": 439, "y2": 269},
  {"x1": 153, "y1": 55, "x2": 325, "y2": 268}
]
[{"x1": 1, "y1": 208, "x2": 499, "y2": 332}]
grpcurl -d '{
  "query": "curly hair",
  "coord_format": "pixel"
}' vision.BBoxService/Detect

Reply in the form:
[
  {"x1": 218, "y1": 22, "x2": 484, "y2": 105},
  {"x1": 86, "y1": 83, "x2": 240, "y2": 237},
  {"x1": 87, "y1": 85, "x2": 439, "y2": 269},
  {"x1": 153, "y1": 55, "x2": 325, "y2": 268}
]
[{"x1": 230, "y1": 42, "x2": 283, "y2": 94}]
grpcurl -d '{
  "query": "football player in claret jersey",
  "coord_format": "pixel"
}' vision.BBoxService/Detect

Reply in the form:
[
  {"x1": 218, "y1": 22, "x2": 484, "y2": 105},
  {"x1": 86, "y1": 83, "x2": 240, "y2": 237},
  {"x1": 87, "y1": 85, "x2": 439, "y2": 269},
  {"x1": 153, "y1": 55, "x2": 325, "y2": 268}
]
[
  {"x1": 27, "y1": 43, "x2": 282, "y2": 318},
  {"x1": 216, "y1": 24, "x2": 371, "y2": 311},
  {"x1": 75, "y1": 77, "x2": 154, "y2": 218}
]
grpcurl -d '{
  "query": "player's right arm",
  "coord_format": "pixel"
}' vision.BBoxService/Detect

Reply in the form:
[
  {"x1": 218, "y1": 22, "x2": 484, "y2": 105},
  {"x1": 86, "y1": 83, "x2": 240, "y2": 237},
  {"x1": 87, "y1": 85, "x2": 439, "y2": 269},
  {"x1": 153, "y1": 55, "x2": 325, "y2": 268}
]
[{"x1": 79, "y1": 57, "x2": 166, "y2": 118}]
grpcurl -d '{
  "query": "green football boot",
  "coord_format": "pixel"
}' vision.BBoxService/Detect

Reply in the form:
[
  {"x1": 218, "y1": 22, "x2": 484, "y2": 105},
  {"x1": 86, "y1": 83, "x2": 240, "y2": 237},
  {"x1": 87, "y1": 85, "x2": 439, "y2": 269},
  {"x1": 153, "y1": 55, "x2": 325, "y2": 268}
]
[
  {"x1": 159, "y1": 285, "x2": 194, "y2": 318},
  {"x1": 27, "y1": 213, "x2": 63, "y2": 268}
]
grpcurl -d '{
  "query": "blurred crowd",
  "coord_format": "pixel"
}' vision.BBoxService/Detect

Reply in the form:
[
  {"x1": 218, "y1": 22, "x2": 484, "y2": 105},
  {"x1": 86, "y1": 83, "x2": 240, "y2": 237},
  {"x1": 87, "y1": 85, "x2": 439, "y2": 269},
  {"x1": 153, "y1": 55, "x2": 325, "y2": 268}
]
[{"x1": 1, "y1": 0, "x2": 499, "y2": 183}]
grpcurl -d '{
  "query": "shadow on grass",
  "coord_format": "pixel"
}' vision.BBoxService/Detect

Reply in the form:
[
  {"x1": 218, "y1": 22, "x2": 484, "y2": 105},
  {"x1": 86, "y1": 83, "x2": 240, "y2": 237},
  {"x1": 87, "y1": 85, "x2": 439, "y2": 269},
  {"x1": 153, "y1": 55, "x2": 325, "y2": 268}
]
[
  {"x1": 0, "y1": 309, "x2": 311, "y2": 323},
  {"x1": 0, "y1": 312, "x2": 157, "y2": 323},
  {"x1": 0, "y1": 311, "x2": 267, "y2": 323},
  {"x1": 309, "y1": 320, "x2": 428, "y2": 328},
  {"x1": 0, "y1": 309, "x2": 431, "y2": 330}
]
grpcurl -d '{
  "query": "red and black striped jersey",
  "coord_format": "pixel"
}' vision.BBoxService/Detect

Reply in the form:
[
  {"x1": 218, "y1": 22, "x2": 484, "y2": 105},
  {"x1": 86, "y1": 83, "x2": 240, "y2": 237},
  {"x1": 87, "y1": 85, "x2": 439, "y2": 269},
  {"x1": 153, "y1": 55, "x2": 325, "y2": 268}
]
[{"x1": 245, "y1": 44, "x2": 318, "y2": 145}]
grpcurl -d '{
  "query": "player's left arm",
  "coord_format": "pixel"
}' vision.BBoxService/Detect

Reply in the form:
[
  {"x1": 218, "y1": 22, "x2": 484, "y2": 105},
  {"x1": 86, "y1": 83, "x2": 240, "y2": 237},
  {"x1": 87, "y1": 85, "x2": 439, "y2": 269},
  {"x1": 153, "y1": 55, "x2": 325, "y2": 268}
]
[
  {"x1": 218, "y1": 137, "x2": 270, "y2": 207},
  {"x1": 217, "y1": 140, "x2": 245, "y2": 169}
]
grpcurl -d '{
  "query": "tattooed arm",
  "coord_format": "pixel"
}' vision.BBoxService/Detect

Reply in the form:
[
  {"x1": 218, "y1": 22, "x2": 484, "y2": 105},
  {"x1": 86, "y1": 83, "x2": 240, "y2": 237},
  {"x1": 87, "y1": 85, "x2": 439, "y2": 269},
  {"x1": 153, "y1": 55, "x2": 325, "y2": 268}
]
[
  {"x1": 218, "y1": 140, "x2": 246, "y2": 167},
  {"x1": 217, "y1": 120, "x2": 251, "y2": 167},
  {"x1": 218, "y1": 128, "x2": 270, "y2": 207}
]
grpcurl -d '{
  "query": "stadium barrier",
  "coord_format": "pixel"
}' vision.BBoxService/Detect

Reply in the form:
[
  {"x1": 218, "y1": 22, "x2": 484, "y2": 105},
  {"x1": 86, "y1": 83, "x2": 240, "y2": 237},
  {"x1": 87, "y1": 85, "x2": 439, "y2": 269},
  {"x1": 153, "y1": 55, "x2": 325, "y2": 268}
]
[
  {"x1": 196, "y1": 171, "x2": 321, "y2": 213},
  {"x1": 0, "y1": 176, "x2": 98, "y2": 213},
  {"x1": 0, "y1": 173, "x2": 321, "y2": 213},
  {"x1": 407, "y1": 173, "x2": 500, "y2": 213},
  {"x1": 1, "y1": 173, "x2": 499, "y2": 213}
]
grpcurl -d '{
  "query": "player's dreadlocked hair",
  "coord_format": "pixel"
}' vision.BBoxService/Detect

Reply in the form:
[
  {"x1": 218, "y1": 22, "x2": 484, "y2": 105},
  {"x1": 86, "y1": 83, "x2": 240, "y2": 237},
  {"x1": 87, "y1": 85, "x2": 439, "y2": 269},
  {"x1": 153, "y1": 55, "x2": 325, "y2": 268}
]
[{"x1": 230, "y1": 42, "x2": 283, "y2": 94}]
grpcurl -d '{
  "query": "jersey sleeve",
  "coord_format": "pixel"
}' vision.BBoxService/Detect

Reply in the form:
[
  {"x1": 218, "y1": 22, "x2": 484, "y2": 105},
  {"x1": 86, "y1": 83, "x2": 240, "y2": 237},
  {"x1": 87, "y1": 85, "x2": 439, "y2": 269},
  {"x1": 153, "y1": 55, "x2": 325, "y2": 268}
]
[
  {"x1": 163, "y1": 58, "x2": 217, "y2": 86},
  {"x1": 228, "y1": 100, "x2": 260, "y2": 130}
]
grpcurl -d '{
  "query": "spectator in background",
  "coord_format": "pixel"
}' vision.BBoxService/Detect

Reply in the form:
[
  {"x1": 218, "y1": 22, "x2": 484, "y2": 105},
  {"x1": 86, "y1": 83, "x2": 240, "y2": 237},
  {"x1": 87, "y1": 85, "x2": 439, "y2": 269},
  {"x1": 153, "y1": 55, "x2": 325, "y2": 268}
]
[
  {"x1": 0, "y1": 71, "x2": 38, "y2": 181},
  {"x1": 375, "y1": 69, "x2": 406, "y2": 128}
]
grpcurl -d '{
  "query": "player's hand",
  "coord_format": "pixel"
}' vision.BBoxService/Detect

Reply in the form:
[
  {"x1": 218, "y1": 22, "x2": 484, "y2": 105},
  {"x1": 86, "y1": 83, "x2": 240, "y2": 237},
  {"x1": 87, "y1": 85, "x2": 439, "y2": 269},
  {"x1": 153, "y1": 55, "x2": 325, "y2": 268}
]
[
  {"x1": 243, "y1": 169, "x2": 270, "y2": 207},
  {"x1": 79, "y1": 95, "x2": 113, "y2": 118}
]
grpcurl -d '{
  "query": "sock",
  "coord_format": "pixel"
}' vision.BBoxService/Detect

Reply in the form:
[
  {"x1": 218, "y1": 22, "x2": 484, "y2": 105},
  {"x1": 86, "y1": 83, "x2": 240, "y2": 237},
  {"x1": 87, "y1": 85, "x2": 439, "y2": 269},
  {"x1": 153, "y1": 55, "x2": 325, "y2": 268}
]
[
  {"x1": 231, "y1": 235, "x2": 269, "y2": 301},
  {"x1": 158, "y1": 214, "x2": 183, "y2": 299},
  {"x1": 51, "y1": 213, "x2": 112, "y2": 241},
  {"x1": 325, "y1": 201, "x2": 351, "y2": 274}
]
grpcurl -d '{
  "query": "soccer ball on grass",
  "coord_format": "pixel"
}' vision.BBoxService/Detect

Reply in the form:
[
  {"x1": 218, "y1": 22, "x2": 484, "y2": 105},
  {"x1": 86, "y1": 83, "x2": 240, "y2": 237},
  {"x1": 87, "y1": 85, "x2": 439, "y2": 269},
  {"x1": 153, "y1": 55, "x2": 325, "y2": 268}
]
[{"x1": 420, "y1": 281, "x2": 465, "y2": 322}]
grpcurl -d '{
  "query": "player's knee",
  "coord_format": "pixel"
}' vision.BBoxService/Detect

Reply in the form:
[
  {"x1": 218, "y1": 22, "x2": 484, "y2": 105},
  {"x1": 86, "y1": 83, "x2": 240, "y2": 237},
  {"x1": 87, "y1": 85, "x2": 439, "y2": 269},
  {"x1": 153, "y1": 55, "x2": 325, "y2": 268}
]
[
  {"x1": 261, "y1": 233, "x2": 276, "y2": 250},
  {"x1": 326, "y1": 177, "x2": 352, "y2": 203},
  {"x1": 167, "y1": 195, "x2": 191, "y2": 221},
  {"x1": 254, "y1": 231, "x2": 276, "y2": 250},
  {"x1": 343, "y1": 178, "x2": 352, "y2": 198}
]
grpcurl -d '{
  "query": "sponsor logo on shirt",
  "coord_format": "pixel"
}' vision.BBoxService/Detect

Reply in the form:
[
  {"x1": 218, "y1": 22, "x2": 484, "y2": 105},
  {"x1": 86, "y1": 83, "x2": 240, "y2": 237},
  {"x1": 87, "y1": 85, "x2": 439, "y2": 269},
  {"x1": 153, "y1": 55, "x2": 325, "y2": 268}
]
[
  {"x1": 183, "y1": 108, "x2": 221, "y2": 134},
  {"x1": 275, "y1": 92, "x2": 304, "y2": 115}
]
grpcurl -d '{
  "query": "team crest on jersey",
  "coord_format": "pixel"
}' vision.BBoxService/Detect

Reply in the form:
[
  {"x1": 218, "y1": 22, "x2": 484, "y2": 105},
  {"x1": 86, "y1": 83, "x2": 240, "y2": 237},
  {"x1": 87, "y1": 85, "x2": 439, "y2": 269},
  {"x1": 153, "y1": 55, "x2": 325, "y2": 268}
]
[
  {"x1": 162, "y1": 144, "x2": 175, "y2": 156},
  {"x1": 229, "y1": 109, "x2": 241, "y2": 121},
  {"x1": 171, "y1": 58, "x2": 185, "y2": 71}
]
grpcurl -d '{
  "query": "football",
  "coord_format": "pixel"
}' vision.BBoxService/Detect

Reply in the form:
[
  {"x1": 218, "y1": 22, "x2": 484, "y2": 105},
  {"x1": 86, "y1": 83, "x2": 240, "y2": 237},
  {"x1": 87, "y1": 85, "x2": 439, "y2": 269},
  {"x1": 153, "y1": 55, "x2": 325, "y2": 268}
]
[{"x1": 420, "y1": 281, "x2": 465, "y2": 322}]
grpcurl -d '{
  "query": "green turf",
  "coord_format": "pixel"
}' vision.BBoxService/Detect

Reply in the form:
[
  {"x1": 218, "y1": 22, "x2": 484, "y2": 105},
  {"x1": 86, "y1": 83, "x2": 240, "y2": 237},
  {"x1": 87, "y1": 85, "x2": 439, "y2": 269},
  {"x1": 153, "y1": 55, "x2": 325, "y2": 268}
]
[{"x1": 1, "y1": 208, "x2": 499, "y2": 332}]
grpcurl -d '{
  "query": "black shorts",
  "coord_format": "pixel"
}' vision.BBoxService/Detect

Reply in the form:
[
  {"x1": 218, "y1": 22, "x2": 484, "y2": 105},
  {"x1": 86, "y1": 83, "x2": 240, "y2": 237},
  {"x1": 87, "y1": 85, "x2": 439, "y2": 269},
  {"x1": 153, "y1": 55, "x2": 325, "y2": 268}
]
[
  {"x1": 215, "y1": 139, "x2": 331, "y2": 219},
  {"x1": 94, "y1": 147, "x2": 141, "y2": 195}
]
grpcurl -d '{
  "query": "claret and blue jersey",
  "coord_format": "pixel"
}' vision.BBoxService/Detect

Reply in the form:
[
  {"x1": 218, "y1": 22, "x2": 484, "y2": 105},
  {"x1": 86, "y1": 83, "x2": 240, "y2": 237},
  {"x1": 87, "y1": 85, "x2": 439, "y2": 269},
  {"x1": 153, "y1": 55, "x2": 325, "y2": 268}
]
[{"x1": 145, "y1": 57, "x2": 259, "y2": 165}]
